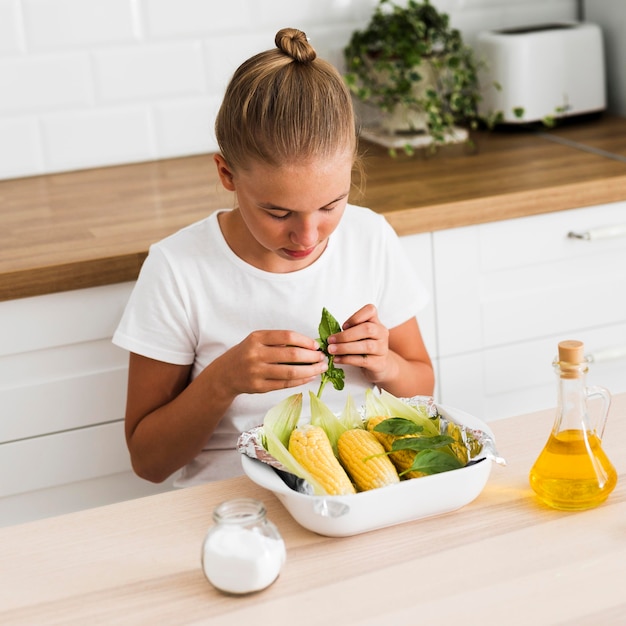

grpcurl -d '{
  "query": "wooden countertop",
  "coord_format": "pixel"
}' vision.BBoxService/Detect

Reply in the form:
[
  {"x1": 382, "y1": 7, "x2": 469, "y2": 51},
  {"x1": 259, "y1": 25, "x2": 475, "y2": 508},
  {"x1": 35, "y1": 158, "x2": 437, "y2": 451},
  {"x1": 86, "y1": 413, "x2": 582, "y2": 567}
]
[
  {"x1": 0, "y1": 394, "x2": 624, "y2": 625},
  {"x1": 1, "y1": 115, "x2": 625, "y2": 301}
]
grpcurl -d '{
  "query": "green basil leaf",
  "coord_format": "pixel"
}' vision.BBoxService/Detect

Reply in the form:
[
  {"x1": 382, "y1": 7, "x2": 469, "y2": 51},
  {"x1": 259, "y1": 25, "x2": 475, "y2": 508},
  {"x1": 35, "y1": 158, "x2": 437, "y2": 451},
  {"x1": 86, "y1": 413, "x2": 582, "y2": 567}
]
[
  {"x1": 405, "y1": 449, "x2": 464, "y2": 476},
  {"x1": 317, "y1": 307, "x2": 342, "y2": 350},
  {"x1": 391, "y1": 434, "x2": 455, "y2": 452},
  {"x1": 316, "y1": 308, "x2": 345, "y2": 399},
  {"x1": 372, "y1": 417, "x2": 423, "y2": 436},
  {"x1": 327, "y1": 360, "x2": 345, "y2": 391}
]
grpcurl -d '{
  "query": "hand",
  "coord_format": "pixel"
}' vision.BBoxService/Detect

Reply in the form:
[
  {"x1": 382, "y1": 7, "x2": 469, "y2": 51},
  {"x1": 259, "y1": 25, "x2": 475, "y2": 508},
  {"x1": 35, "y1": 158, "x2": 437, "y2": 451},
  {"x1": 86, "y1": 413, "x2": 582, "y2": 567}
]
[
  {"x1": 326, "y1": 304, "x2": 392, "y2": 384},
  {"x1": 219, "y1": 330, "x2": 328, "y2": 395}
]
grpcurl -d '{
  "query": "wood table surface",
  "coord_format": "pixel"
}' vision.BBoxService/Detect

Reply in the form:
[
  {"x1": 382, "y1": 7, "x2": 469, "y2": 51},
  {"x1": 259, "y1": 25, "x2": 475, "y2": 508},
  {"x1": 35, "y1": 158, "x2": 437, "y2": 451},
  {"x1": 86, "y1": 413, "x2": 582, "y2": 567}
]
[
  {"x1": 1, "y1": 115, "x2": 626, "y2": 301},
  {"x1": 0, "y1": 393, "x2": 624, "y2": 625}
]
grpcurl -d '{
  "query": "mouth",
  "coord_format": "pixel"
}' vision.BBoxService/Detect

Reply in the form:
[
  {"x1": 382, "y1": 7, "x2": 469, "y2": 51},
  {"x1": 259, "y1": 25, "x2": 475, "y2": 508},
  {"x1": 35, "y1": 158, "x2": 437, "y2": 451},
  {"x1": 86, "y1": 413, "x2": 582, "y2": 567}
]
[{"x1": 282, "y1": 247, "x2": 317, "y2": 259}]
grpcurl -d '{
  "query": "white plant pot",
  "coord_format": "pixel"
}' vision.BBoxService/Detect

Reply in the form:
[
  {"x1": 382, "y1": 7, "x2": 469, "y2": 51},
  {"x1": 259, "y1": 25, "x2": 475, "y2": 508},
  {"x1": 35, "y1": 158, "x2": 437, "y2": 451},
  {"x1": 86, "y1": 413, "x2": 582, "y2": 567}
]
[{"x1": 377, "y1": 59, "x2": 436, "y2": 135}]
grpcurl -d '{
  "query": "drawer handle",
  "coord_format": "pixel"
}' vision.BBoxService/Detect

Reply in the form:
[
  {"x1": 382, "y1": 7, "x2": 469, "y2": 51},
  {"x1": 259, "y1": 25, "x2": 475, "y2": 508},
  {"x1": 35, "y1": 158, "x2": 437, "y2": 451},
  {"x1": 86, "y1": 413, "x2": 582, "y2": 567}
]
[
  {"x1": 568, "y1": 224, "x2": 626, "y2": 241},
  {"x1": 587, "y1": 346, "x2": 626, "y2": 364}
]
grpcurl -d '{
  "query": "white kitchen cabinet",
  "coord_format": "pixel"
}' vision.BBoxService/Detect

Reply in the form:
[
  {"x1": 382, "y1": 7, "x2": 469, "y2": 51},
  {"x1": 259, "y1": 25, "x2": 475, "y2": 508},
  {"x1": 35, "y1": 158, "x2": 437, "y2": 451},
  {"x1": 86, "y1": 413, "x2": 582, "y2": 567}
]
[
  {"x1": 433, "y1": 202, "x2": 626, "y2": 420},
  {"x1": 0, "y1": 283, "x2": 175, "y2": 527},
  {"x1": 400, "y1": 232, "x2": 439, "y2": 397}
]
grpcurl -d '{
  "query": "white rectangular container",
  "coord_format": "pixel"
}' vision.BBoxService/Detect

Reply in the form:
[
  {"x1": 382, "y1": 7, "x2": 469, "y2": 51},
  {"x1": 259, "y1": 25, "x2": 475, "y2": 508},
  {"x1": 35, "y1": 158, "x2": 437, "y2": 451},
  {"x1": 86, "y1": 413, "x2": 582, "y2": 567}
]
[{"x1": 477, "y1": 22, "x2": 606, "y2": 123}]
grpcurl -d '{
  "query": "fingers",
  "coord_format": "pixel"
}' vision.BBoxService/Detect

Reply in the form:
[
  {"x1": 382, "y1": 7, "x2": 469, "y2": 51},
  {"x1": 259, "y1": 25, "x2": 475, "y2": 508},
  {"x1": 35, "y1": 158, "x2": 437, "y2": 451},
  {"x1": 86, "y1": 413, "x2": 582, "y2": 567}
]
[
  {"x1": 325, "y1": 305, "x2": 389, "y2": 372},
  {"x1": 341, "y1": 303, "x2": 378, "y2": 330},
  {"x1": 229, "y1": 330, "x2": 328, "y2": 395},
  {"x1": 245, "y1": 361, "x2": 328, "y2": 394}
]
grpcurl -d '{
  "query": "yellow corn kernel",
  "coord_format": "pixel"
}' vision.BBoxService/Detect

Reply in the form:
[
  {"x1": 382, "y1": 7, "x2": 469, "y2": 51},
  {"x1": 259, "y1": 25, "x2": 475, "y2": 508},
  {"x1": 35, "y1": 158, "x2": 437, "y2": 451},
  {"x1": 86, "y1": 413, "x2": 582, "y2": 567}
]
[
  {"x1": 367, "y1": 415, "x2": 426, "y2": 479},
  {"x1": 288, "y1": 425, "x2": 356, "y2": 496},
  {"x1": 337, "y1": 428, "x2": 400, "y2": 491}
]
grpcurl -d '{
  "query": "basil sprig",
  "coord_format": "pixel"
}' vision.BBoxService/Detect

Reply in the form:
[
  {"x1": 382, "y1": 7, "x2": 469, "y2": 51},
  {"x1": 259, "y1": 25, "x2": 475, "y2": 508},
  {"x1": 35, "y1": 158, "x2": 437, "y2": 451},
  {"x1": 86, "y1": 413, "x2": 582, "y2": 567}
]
[
  {"x1": 316, "y1": 308, "x2": 345, "y2": 398},
  {"x1": 373, "y1": 417, "x2": 463, "y2": 476}
]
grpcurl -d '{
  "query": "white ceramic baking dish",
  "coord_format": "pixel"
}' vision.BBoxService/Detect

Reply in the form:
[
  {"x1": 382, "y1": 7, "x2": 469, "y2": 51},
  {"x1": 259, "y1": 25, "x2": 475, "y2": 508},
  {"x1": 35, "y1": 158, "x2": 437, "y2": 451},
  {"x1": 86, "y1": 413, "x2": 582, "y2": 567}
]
[{"x1": 241, "y1": 405, "x2": 496, "y2": 537}]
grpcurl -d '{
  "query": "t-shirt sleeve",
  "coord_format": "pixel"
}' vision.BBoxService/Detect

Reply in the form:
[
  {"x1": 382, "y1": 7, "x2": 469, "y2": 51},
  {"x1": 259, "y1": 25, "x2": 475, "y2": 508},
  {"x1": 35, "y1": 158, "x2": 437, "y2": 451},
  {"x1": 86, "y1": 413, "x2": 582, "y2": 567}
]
[{"x1": 112, "y1": 244, "x2": 196, "y2": 365}]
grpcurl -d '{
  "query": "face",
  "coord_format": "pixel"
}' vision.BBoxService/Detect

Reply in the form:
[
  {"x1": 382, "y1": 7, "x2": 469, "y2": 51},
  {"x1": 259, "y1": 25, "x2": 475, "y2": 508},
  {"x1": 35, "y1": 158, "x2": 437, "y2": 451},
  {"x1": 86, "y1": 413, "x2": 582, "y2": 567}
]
[{"x1": 215, "y1": 149, "x2": 353, "y2": 273}]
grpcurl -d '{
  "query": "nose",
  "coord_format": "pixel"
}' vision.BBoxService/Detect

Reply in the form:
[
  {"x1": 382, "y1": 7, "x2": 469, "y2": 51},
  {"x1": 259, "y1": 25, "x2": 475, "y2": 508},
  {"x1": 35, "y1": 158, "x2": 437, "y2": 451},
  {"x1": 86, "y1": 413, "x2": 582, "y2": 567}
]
[{"x1": 290, "y1": 214, "x2": 319, "y2": 248}]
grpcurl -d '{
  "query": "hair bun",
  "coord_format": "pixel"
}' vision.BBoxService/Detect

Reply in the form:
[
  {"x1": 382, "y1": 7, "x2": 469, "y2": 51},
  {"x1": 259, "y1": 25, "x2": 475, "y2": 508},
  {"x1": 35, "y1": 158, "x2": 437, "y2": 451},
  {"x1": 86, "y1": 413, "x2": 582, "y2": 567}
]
[{"x1": 275, "y1": 28, "x2": 317, "y2": 63}]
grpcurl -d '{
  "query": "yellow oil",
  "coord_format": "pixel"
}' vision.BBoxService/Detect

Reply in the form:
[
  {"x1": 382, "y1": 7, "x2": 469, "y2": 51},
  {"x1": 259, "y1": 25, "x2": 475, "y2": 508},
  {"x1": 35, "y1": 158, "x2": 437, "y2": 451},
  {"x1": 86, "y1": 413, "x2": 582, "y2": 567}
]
[{"x1": 529, "y1": 429, "x2": 617, "y2": 511}]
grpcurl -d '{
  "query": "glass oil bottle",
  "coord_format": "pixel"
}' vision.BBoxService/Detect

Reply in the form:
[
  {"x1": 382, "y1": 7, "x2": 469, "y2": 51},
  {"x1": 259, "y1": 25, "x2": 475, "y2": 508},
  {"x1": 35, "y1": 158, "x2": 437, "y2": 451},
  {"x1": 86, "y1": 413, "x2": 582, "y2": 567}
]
[{"x1": 529, "y1": 340, "x2": 617, "y2": 510}]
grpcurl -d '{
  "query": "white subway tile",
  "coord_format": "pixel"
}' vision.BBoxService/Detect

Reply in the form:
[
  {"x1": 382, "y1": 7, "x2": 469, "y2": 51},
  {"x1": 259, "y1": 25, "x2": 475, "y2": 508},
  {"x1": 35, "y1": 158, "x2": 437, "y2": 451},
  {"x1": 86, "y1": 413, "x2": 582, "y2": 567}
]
[
  {"x1": 0, "y1": 117, "x2": 44, "y2": 179},
  {"x1": 41, "y1": 107, "x2": 155, "y2": 172},
  {"x1": 0, "y1": 0, "x2": 24, "y2": 55},
  {"x1": 153, "y1": 96, "x2": 219, "y2": 158},
  {"x1": 94, "y1": 42, "x2": 207, "y2": 102},
  {"x1": 246, "y1": 0, "x2": 367, "y2": 29},
  {"x1": 0, "y1": 53, "x2": 94, "y2": 114},
  {"x1": 142, "y1": 0, "x2": 252, "y2": 38},
  {"x1": 22, "y1": 0, "x2": 136, "y2": 50},
  {"x1": 204, "y1": 32, "x2": 274, "y2": 95}
]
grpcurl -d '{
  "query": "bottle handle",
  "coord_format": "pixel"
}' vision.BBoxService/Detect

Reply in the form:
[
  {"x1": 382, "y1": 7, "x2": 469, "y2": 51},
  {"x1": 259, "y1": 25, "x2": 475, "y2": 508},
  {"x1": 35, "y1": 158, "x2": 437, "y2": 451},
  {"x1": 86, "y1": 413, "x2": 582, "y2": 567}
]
[{"x1": 585, "y1": 385, "x2": 612, "y2": 439}]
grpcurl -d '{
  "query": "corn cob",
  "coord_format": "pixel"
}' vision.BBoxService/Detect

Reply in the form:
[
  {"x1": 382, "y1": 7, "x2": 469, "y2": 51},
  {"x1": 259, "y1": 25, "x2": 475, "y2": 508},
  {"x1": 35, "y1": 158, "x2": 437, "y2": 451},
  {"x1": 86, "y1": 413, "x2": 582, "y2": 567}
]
[
  {"x1": 337, "y1": 428, "x2": 400, "y2": 491},
  {"x1": 288, "y1": 425, "x2": 356, "y2": 496},
  {"x1": 367, "y1": 415, "x2": 426, "y2": 479}
]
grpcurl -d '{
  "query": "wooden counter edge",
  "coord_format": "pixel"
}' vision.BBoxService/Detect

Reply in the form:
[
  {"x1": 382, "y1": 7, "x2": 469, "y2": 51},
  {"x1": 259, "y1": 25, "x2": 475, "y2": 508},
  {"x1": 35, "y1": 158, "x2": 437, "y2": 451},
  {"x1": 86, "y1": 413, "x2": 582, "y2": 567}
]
[
  {"x1": 385, "y1": 175, "x2": 626, "y2": 235},
  {"x1": 0, "y1": 252, "x2": 147, "y2": 302},
  {"x1": 3, "y1": 174, "x2": 625, "y2": 302}
]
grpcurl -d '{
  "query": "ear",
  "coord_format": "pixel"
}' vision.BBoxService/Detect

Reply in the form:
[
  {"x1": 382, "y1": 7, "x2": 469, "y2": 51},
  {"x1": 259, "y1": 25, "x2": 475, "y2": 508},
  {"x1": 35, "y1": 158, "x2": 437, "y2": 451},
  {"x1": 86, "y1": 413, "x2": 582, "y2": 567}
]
[{"x1": 213, "y1": 154, "x2": 236, "y2": 192}]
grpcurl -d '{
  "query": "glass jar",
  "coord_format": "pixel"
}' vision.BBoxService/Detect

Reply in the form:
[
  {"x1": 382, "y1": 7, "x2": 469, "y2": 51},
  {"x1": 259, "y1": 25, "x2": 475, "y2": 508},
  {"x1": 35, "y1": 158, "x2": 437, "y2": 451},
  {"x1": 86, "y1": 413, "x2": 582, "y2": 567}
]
[{"x1": 201, "y1": 498, "x2": 286, "y2": 594}]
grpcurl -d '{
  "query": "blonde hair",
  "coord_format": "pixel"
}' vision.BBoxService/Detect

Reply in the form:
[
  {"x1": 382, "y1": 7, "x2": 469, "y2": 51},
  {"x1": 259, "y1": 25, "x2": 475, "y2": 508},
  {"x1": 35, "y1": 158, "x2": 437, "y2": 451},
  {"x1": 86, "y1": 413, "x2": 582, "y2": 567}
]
[{"x1": 215, "y1": 28, "x2": 358, "y2": 172}]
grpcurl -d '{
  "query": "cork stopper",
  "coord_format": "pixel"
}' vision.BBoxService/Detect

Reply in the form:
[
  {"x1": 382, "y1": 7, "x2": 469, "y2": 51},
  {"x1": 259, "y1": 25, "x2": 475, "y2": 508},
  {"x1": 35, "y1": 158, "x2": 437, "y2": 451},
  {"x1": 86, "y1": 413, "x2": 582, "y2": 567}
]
[
  {"x1": 557, "y1": 340, "x2": 586, "y2": 378},
  {"x1": 558, "y1": 340, "x2": 585, "y2": 365}
]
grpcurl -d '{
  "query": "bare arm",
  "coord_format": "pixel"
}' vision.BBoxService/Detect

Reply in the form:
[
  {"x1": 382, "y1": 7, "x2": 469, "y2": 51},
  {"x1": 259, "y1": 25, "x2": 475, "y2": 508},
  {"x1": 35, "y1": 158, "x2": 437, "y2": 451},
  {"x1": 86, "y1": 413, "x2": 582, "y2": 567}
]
[
  {"x1": 124, "y1": 330, "x2": 327, "y2": 483},
  {"x1": 327, "y1": 304, "x2": 434, "y2": 397}
]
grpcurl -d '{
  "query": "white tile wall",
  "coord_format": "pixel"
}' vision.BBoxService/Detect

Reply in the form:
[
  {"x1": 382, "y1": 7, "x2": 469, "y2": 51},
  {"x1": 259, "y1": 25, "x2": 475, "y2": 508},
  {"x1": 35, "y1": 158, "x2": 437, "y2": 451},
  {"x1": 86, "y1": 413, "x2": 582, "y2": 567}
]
[
  {"x1": 585, "y1": 0, "x2": 626, "y2": 115},
  {"x1": 22, "y1": 0, "x2": 136, "y2": 50},
  {"x1": 0, "y1": 0, "x2": 584, "y2": 180}
]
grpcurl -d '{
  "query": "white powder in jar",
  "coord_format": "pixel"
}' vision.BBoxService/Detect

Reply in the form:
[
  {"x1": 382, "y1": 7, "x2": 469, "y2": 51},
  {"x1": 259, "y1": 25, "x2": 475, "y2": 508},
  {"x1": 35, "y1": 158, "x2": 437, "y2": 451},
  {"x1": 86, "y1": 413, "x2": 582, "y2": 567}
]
[{"x1": 202, "y1": 526, "x2": 286, "y2": 594}]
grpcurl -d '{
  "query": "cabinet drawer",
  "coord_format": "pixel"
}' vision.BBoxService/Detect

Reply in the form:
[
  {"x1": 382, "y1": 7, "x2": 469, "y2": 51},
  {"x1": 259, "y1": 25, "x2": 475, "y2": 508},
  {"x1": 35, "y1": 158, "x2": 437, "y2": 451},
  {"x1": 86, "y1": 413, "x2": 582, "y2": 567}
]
[
  {"x1": 434, "y1": 202, "x2": 626, "y2": 356},
  {"x1": 438, "y1": 321, "x2": 626, "y2": 421},
  {"x1": 479, "y1": 202, "x2": 626, "y2": 271},
  {"x1": 0, "y1": 282, "x2": 135, "y2": 357},
  {"x1": 0, "y1": 339, "x2": 128, "y2": 442},
  {"x1": 0, "y1": 421, "x2": 131, "y2": 498}
]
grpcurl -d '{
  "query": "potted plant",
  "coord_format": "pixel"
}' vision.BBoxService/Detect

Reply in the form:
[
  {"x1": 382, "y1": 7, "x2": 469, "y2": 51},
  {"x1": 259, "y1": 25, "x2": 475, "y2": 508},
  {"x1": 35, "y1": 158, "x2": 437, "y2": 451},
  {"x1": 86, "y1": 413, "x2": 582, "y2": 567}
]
[{"x1": 344, "y1": 0, "x2": 483, "y2": 153}]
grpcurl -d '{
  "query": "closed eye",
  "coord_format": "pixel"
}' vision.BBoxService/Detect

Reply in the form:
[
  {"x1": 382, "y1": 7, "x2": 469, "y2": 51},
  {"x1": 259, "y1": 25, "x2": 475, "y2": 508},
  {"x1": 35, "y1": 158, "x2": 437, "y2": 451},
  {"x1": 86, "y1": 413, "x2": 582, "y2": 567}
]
[{"x1": 259, "y1": 191, "x2": 348, "y2": 219}]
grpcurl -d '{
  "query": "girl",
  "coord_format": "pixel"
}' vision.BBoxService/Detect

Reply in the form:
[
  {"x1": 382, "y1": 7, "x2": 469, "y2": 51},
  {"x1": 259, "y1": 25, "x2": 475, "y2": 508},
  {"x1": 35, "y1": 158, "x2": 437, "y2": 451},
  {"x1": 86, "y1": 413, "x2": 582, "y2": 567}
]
[{"x1": 113, "y1": 28, "x2": 434, "y2": 486}]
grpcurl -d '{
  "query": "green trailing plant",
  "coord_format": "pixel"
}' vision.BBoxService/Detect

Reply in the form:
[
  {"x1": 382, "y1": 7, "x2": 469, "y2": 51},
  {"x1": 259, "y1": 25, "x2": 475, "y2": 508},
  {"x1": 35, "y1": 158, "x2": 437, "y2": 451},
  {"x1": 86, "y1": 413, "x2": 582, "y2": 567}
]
[{"x1": 344, "y1": 0, "x2": 483, "y2": 153}]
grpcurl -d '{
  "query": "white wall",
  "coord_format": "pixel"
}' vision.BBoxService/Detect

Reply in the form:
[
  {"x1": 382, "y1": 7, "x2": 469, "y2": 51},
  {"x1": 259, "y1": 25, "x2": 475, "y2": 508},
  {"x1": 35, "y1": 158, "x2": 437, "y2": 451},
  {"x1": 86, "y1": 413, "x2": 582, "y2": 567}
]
[
  {"x1": 584, "y1": 0, "x2": 626, "y2": 115},
  {"x1": 0, "y1": 0, "x2": 579, "y2": 181}
]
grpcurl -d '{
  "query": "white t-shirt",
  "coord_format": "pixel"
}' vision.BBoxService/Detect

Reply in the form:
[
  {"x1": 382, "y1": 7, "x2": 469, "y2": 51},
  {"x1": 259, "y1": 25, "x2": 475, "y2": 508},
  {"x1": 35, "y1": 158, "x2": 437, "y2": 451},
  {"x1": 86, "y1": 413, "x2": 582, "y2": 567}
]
[{"x1": 113, "y1": 204, "x2": 429, "y2": 485}]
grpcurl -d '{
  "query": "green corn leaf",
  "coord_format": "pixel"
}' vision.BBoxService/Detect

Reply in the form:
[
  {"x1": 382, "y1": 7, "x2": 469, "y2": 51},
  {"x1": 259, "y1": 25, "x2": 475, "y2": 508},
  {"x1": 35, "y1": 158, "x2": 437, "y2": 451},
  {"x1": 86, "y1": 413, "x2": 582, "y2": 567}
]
[
  {"x1": 263, "y1": 392, "x2": 302, "y2": 449},
  {"x1": 338, "y1": 393, "x2": 365, "y2": 431},
  {"x1": 309, "y1": 391, "x2": 348, "y2": 457},
  {"x1": 366, "y1": 389, "x2": 440, "y2": 437},
  {"x1": 262, "y1": 393, "x2": 328, "y2": 495}
]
